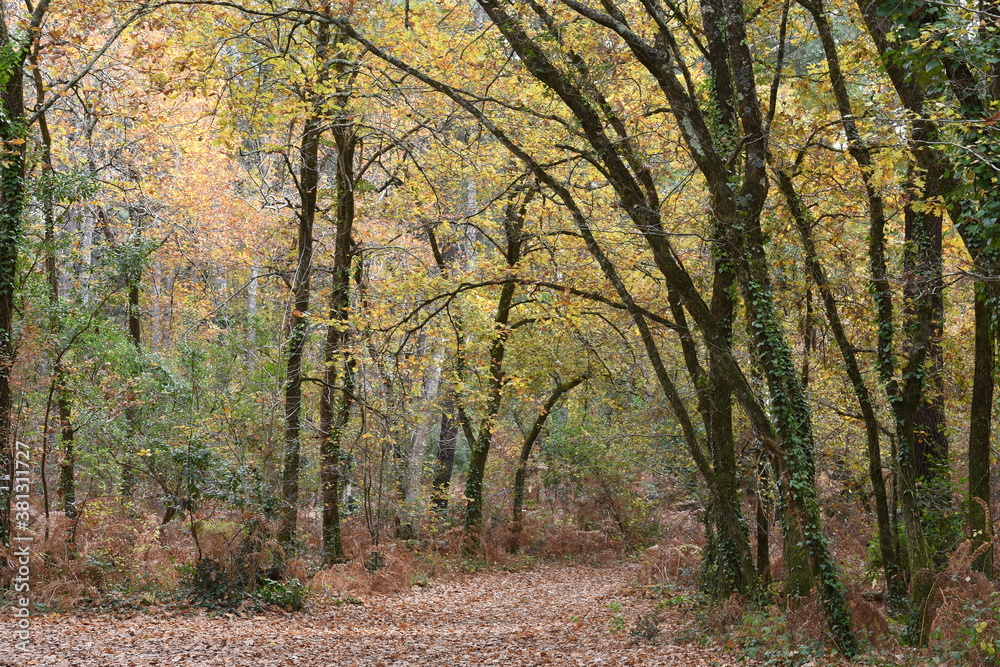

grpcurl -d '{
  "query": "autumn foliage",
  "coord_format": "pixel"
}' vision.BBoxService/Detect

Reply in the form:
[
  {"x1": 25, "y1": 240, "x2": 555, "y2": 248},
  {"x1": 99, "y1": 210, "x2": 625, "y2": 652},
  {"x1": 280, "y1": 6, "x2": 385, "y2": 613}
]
[{"x1": 0, "y1": 0, "x2": 999, "y2": 663}]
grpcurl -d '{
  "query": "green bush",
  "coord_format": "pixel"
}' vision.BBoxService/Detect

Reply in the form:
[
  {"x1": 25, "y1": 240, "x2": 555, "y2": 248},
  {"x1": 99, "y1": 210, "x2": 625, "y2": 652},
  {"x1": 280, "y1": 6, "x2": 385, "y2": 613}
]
[
  {"x1": 255, "y1": 577, "x2": 309, "y2": 610},
  {"x1": 181, "y1": 558, "x2": 249, "y2": 603}
]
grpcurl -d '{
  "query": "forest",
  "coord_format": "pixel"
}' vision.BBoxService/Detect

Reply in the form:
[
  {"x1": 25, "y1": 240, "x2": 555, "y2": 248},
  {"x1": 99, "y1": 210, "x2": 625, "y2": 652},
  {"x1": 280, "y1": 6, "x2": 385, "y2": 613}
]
[{"x1": 0, "y1": 0, "x2": 999, "y2": 664}]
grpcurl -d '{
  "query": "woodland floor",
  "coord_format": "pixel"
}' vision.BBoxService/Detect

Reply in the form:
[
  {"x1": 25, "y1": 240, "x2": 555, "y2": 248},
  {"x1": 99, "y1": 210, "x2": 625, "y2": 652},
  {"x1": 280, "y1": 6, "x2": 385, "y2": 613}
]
[{"x1": 1, "y1": 562, "x2": 749, "y2": 666}]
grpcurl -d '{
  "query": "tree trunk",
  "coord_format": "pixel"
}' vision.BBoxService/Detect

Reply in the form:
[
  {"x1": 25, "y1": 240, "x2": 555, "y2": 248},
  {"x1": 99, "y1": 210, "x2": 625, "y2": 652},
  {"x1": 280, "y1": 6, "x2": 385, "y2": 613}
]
[
  {"x1": 0, "y1": 53, "x2": 26, "y2": 548},
  {"x1": 425, "y1": 223, "x2": 466, "y2": 516},
  {"x1": 120, "y1": 207, "x2": 147, "y2": 499},
  {"x1": 277, "y1": 111, "x2": 323, "y2": 547},
  {"x1": 320, "y1": 108, "x2": 356, "y2": 565},
  {"x1": 0, "y1": 2, "x2": 51, "y2": 545},
  {"x1": 128, "y1": 282, "x2": 141, "y2": 348},
  {"x1": 755, "y1": 458, "x2": 772, "y2": 583},
  {"x1": 37, "y1": 87, "x2": 77, "y2": 524},
  {"x1": 511, "y1": 375, "x2": 586, "y2": 547},
  {"x1": 879, "y1": 169, "x2": 945, "y2": 577},
  {"x1": 96, "y1": 205, "x2": 146, "y2": 499},
  {"x1": 803, "y1": 0, "x2": 934, "y2": 589},
  {"x1": 853, "y1": 0, "x2": 1000, "y2": 586},
  {"x1": 902, "y1": 174, "x2": 953, "y2": 564},
  {"x1": 463, "y1": 187, "x2": 534, "y2": 544},
  {"x1": 707, "y1": 0, "x2": 852, "y2": 647},
  {"x1": 705, "y1": 248, "x2": 754, "y2": 598},
  {"x1": 773, "y1": 163, "x2": 905, "y2": 602},
  {"x1": 431, "y1": 393, "x2": 458, "y2": 511},
  {"x1": 668, "y1": 278, "x2": 758, "y2": 599},
  {"x1": 969, "y1": 281, "x2": 994, "y2": 577}
]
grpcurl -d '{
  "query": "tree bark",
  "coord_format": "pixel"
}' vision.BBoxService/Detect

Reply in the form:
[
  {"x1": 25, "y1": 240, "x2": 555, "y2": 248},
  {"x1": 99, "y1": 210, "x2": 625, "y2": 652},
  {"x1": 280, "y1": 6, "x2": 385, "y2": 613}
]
[
  {"x1": 277, "y1": 109, "x2": 324, "y2": 548},
  {"x1": 969, "y1": 281, "x2": 994, "y2": 577},
  {"x1": 320, "y1": 100, "x2": 357, "y2": 565},
  {"x1": 854, "y1": 0, "x2": 1000, "y2": 585},
  {"x1": 755, "y1": 457, "x2": 772, "y2": 583},
  {"x1": 902, "y1": 171, "x2": 953, "y2": 564}
]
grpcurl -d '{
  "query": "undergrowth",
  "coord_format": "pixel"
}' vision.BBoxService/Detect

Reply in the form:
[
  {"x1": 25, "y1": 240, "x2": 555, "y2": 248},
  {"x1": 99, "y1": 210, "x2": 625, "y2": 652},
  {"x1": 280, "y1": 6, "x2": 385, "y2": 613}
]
[
  {"x1": 632, "y1": 521, "x2": 1000, "y2": 667},
  {"x1": 7, "y1": 489, "x2": 1000, "y2": 667}
]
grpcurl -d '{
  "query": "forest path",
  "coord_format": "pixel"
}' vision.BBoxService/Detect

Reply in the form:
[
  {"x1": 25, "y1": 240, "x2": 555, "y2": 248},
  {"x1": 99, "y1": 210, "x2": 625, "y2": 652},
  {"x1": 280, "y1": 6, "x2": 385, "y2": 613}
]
[{"x1": 9, "y1": 562, "x2": 743, "y2": 666}]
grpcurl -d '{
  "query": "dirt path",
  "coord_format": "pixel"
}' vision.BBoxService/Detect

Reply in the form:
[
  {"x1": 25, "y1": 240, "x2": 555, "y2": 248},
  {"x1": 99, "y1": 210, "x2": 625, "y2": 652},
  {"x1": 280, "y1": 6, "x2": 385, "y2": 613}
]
[{"x1": 4, "y1": 563, "x2": 743, "y2": 666}]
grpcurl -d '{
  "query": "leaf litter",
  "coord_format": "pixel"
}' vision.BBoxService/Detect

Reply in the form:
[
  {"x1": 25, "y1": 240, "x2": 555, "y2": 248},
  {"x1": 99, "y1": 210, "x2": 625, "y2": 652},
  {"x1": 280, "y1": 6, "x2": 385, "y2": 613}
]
[{"x1": 2, "y1": 562, "x2": 750, "y2": 666}]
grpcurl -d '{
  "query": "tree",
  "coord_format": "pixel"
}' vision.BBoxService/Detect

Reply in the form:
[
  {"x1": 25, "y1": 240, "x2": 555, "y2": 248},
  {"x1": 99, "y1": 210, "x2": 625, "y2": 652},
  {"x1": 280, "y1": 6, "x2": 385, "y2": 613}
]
[
  {"x1": 853, "y1": 0, "x2": 1000, "y2": 582},
  {"x1": 510, "y1": 373, "x2": 586, "y2": 544},
  {"x1": 227, "y1": 6, "x2": 340, "y2": 548},
  {"x1": 0, "y1": 0, "x2": 51, "y2": 545},
  {"x1": 460, "y1": 184, "x2": 534, "y2": 541},
  {"x1": 318, "y1": 28, "x2": 362, "y2": 563},
  {"x1": 330, "y1": 0, "x2": 857, "y2": 650}
]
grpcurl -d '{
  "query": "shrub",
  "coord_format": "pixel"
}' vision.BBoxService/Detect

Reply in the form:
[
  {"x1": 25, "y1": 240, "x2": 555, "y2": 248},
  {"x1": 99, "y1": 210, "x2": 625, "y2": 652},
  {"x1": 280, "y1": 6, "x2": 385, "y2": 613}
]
[
  {"x1": 923, "y1": 540, "x2": 999, "y2": 665},
  {"x1": 256, "y1": 577, "x2": 310, "y2": 610},
  {"x1": 183, "y1": 558, "x2": 243, "y2": 603}
]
